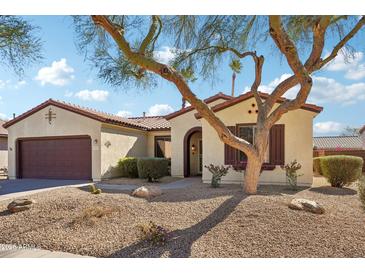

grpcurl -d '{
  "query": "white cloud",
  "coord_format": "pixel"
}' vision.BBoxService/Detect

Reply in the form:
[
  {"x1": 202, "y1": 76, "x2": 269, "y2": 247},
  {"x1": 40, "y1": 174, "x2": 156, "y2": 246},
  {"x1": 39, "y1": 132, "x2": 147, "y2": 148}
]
[
  {"x1": 74, "y1": 89, "x2": 109, "y2": 101},
  {"x1": 35, "y1": 58, "x2": 75, "y2": 86},
  {"x1": 14, "y1": 80, "x2": 27, "y2": 89},
  {"x1": 308, "y1": 76, "x2": 365, "y2": 105},
  {"x1": 147, "y1": 104, "x2": 174, "y2": 116},
  {"x1": 314, "y1": 121, "x2": 345, "y2": 135},
  {"x1": 248, "y1": 73, "x2": 365, "y2": 105},
  {"x1": 64, "y1": 90, "x2": 73, "y2": 97},
  {"x1": 325, "y1": 51, "x2": 365, "y2": 80},
  {"x1": 116, "y1": 110, "x2": 132, "y2": 118},
  {"x1": 0, "y1": 80, "x2": 10, "y2": 89},
  {"x1": 0, "y1": 113, "x2": 7, "y2": 120},
  {"x1": 0, "y1": 79, "x2": 26, "y2": 89},
  {"x1": 153, "y1": 46, "x2": 178, "y2": 64}
]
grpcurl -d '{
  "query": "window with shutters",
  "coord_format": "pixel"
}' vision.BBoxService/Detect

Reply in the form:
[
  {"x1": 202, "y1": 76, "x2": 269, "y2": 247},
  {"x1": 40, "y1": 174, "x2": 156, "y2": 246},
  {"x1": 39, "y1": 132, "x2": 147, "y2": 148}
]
[
  {"x1": 224, "y1": 124, "x2": 283, "y2": 167},
  {"x1": 236, "y1": 125, "x2": 269, "y2": 163},
  {"x1": 154, "y1": 136, "x2": 172, "y2": 158}
]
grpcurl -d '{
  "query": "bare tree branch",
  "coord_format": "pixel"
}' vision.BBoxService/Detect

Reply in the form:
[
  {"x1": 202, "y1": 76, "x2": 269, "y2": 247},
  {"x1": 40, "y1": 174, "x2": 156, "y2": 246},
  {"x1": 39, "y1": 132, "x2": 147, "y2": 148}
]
[
  {"x1": 91, "y1": 15, "x2": 256, "y2": 156},
  {"x1": 139, "y1": 16, "x2": 160, "y2": 53},
  {"x1": 265, "y1": 16, "x2": 365, "y2": 115}
]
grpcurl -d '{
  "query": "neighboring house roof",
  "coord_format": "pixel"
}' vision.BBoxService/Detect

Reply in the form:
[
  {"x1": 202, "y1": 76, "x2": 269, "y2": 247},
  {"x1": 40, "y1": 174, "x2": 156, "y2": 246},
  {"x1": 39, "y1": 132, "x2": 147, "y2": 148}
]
[
  {"x1": 3, "y1": 99, "x2": 170, "y2": 131},
  {"x1": 128, "y1": 116, "x2": 171, "y2": 131},
  {"x1": 195, "y1": 91, "x2": 323, "y2": 119},
  {"x1": 313, "y1": 136, "x2": 364, "y2": 150},
  {"x1": 360, "y1": 125, "x2": 365, "y2": 134},
  {"x1": 165, "y1": 92, "x2": 233, "y2": 120},
  {"x1": 0, "y1": 119, "x2": 7, "y2": 137}
]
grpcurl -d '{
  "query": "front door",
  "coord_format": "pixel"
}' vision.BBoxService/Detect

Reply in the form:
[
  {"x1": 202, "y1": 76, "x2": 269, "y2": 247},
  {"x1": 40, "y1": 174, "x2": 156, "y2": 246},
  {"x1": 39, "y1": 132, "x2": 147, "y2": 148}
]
[{"x1": 198, "y1": 139, "x2": 203, "y2": 174}]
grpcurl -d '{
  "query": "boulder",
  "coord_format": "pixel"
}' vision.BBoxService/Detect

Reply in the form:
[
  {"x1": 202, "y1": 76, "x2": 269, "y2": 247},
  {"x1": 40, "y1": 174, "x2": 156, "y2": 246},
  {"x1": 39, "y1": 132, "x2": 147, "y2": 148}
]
[
  {"x1": 289, "y1": 198, "x2": 325, "y2": 214},
  {"x1": 7, "y1": 198, "x2": 34, "y2": 213},
  {"x1": 132, "y1": 186, "x2": 162, "y2": 199}
]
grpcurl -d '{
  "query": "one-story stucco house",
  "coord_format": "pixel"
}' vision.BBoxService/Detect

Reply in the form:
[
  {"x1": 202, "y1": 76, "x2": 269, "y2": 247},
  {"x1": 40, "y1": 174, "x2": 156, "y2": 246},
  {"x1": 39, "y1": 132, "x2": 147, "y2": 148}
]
[
  {"x1": 0, "y1": 119, "x2": 8, "y2": 170},
  {"x1": 3, "y1": 91, "x2": 322, "y2": 185}
]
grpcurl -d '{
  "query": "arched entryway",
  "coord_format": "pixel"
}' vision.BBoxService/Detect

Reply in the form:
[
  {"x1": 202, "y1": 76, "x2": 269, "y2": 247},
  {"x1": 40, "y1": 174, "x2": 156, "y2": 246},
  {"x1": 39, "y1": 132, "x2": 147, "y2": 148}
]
[{"x1": 183, "y1": 126, "x2": 202, "y2": 177}]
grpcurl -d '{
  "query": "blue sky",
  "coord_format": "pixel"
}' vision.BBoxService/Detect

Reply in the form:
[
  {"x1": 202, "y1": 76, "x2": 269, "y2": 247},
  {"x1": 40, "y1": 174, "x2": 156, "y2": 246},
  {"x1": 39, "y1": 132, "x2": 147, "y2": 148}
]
[{"x1": 0, "y1": 16, "x2": 364, "y2": 136}]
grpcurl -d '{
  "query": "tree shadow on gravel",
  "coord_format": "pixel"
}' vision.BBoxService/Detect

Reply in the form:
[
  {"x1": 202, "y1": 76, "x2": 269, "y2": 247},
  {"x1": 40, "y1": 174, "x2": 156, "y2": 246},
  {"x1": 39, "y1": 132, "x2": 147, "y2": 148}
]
[
  {"x1": 0, "y1": 209, "x2": 11, "y2": 217},
  {"x1": 309, "y1": 186, "x2": 357, "y2": 196},
  {"x1": 108, "y1": 191, "x2": 246, "y2": 258},
  {"x1": 150, "y1": 184, "x2": 308, "y2": 203}
]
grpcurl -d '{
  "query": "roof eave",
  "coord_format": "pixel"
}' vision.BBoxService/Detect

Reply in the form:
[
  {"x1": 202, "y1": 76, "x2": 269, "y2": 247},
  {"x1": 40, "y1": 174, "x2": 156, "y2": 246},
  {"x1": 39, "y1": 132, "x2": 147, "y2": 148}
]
[
  {"x1": 195, "y1": 92, "x2": 323, "y2": 119},
  {"x1": 165, "y1": 92, "x2": 233, "y2": 120}
]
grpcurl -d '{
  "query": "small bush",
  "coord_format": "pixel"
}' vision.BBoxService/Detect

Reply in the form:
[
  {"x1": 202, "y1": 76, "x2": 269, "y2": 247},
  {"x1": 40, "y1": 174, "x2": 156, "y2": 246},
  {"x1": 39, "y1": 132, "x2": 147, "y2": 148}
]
[
  {"x1": 282, "y1": 159, "x2": 303, "y2": 190},
  {"x1": 204, "y1": 164, "x2": 230, "y2": 188},
  {"x1": 118, "y1": 157, "x2": 138, "y2": 178},
  {"x1": 358, "y1": 176, "x2": 365, "y2": 209},
  {"x1": 89, "y1": 184, "x2": 102, "y2": 194},
  {"x1": 320, "y1": 155, "x2": 363, "y2": 188},
  {"x1": 313, "y1": 157, "x2": 322, "y2": 175},
  {"x1": 137, "y1": 157, "x2": 169, "y2": 182},
  {"x1": 138, "y1": 221, "x2": 169, "y2": 245}
]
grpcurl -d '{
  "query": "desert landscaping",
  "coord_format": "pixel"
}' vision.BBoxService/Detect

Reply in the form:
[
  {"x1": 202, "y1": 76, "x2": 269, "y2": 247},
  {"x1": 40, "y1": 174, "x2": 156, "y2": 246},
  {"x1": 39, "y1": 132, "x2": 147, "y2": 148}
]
[{"x1": 1, "y1": 178, "x2": 365, "y2": 258}]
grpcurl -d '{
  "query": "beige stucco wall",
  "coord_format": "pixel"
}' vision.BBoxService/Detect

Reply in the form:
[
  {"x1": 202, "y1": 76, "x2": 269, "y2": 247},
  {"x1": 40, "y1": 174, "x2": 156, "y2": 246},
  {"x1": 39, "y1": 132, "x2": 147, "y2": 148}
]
[
  {"x1": 0, "y1": 137, "x2": 7, "y2": 169},
  {"x1": 146, "y1": 130, "x2": 171, "y2": 157},
  {"x1": 169, "y1": 98, "x2": 227, "y2": 177},
  {"x1": 201, "y1": 97, "x2": 316, "y2": 186},
  {"x1": 100, "y1": 124, "x2": 148, "y2": 179},
  {"x1": 6, "y1": 105, "x2": 102, "y2": 181}
]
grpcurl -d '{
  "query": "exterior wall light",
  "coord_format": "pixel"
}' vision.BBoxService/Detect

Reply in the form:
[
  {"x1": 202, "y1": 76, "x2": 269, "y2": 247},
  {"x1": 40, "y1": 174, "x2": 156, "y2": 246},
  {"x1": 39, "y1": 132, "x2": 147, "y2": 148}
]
[
  {"x1": 191, "y1": 144, "x2": 196, "y2": 154},
  {"x1": 94, "y1": 139, "x2": 98, "y2": 145}
]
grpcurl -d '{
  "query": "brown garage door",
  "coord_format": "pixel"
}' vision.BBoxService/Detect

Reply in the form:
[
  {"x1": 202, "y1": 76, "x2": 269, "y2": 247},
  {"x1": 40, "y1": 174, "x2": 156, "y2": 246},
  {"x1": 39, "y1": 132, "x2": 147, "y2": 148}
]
[{"x1": 18, "y1": 136, "x2": 92, "y2": 180}]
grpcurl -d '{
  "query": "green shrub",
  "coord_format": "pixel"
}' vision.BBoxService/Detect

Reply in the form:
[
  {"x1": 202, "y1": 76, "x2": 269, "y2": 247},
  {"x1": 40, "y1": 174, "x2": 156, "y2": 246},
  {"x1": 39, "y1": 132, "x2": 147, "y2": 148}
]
[
  {"x1": 118, "y1": 157, "x2": 138, "y2": 178},
  {"x1": 137, "y1": 157, "x2": 169, "y2": 182},
  {"x1": 358, "y1": 176, "x2": 365, "y2": 209},
  {"x1": 89, "y1": 184, "x2": 102, "y2": 194},
  {"x1": 313, "y1": 157, "x2": 322, "y2": 175},
  {"x1": 282, "y1": 159, "x2": 303, "y2": 190},
  {"x1": 204, "y1": 164, "x2": 230, "y2": 188},
  {"x1": 320, "y1": 155, "x2": 363, "y2": 188}
]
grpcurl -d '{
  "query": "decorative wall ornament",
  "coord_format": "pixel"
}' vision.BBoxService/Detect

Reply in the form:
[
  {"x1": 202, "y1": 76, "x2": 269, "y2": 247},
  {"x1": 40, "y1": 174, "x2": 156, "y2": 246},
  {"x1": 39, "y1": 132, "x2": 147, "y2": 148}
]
[
  {"x1": 104, "y1": 140, "x2": 111, "y2": 148},
  {"x1": 45, "y1": 108, "x2": 56, "y2": 124}
]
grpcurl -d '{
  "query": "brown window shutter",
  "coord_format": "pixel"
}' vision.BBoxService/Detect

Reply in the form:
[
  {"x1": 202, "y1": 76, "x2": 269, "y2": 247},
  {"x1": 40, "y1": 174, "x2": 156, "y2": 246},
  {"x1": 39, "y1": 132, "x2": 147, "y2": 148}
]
[
  {"x1": 224, "y1": 126, "x2": 237, "y2": 165},
  {"x1": 269, "y1": 124, "x2": 285, "y2": 166}
]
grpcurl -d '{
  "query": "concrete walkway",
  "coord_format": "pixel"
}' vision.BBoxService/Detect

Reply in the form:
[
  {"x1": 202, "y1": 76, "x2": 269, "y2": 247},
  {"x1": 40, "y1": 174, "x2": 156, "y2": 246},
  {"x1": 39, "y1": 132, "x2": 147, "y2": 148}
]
[
  {"x1": 0, "y1": 244, "x2": 91, "y2": 258},
  {"x1": 97, "y1": 177, "x2": 196, "y2": 192}
]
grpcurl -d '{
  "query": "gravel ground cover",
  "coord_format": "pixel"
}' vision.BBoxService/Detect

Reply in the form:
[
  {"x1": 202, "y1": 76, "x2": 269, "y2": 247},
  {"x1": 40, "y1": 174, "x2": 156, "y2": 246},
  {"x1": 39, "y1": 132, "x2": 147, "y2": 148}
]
[
  {"x1": 101, "y1": 176, "x2": 180, "y2": 186},
  {"x1": 0, "y1": 181, "x2": 364, "y2": 258}
]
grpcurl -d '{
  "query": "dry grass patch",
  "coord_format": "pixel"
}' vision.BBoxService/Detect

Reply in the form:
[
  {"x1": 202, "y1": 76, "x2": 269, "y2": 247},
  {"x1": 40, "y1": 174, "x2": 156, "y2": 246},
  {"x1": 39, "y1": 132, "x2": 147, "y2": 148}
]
[{"x1": 69, "y1": 205, "x2": 117, "y2": 228}]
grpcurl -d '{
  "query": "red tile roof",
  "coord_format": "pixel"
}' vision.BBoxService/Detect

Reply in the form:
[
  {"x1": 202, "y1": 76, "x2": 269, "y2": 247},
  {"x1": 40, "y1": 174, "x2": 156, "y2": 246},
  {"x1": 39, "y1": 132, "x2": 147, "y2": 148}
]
[
  {"x1": 313, "y1": 136, "x2": 363, "y2": 150},
  {"x1": 0, "y1": 119, "x2": 7, "y2": 137},
  {"x1": 165, "y1": 92, "x2": 233, "y2": 120},
  {"x1": 3, "y1": 99, "x2": 170, "y2": 131},
  {"x1": 195, "y1": 91, "x2": 323, "y2": 119}
]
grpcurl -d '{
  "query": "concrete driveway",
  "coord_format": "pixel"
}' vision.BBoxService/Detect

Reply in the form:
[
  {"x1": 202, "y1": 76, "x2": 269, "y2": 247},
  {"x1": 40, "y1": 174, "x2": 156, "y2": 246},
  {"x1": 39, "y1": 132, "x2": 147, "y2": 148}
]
[{"x1": 0, "y1": 179, "x2": 91, "y2": 201}]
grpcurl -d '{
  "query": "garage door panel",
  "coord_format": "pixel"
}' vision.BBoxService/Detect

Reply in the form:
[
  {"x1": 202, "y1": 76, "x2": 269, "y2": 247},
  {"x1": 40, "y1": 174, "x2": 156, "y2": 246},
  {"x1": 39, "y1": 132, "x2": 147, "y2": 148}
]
[{"x1": 19, "y1": 137, "x2": 91, "y2": 180}]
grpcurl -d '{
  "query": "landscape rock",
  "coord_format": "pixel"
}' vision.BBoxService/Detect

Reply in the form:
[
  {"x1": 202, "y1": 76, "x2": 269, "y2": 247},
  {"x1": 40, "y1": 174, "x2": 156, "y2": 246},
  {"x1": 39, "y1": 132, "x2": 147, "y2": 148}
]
[
  {"x1": 7, "y1": 198, "x2": 35, "y2": 213},
  {"x1": 289, "y1": 198, "x2": 325, "y2": 214},
  {"x1": 132, "y1": 186, "x2": 162, "y2": 199}
]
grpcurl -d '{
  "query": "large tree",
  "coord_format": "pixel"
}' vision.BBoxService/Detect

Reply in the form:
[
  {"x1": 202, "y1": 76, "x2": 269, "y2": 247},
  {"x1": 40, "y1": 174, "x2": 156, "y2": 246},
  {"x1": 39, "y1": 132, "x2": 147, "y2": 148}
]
[
  {"x1": 74, "y1": 15, "x2": 365, "y2": 194},
  {"x1": 0, "y1": 16, "x2": 42, "y2": 76}
]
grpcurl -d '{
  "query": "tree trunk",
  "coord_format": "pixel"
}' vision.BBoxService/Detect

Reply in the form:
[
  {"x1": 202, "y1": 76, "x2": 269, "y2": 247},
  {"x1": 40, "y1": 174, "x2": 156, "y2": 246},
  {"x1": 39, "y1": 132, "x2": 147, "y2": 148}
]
[
  {"x1": 244, "y1": 155, "x2": 263, "y2": 194},
  {"x1": 243, "y1": 128, "x2": 269, "y2": 194}
]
